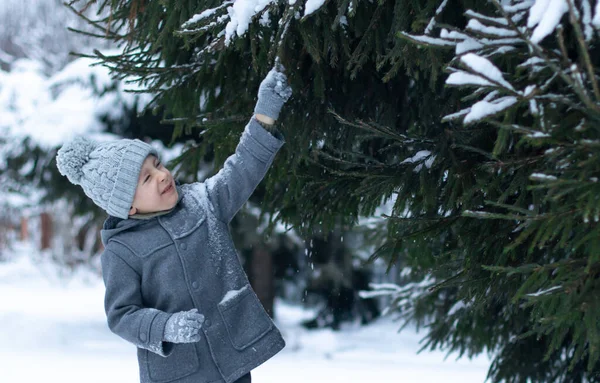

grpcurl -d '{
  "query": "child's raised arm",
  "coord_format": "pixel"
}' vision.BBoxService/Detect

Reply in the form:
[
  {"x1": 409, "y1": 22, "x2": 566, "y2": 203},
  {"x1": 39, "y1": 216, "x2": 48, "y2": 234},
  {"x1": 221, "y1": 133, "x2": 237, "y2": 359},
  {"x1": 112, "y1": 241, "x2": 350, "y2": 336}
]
[{"x1": 202, "y1": 67, "x2": 292, "y2": 224}]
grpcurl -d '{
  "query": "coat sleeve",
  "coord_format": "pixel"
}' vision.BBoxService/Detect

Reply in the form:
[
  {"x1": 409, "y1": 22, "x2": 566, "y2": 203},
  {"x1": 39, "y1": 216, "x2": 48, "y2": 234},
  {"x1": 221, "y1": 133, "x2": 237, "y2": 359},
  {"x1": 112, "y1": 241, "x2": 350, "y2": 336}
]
[
  {"x1": 101, "y1": 249, "x2": 174, "y2": 357},
  {"x1": 204, "y1": 117, "x2": 285, "y2": 223}
]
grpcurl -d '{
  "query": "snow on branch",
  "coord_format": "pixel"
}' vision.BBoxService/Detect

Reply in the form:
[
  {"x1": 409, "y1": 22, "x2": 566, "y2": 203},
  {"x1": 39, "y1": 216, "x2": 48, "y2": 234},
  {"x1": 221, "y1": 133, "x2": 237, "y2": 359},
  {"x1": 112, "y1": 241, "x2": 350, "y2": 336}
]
[
  {"x1": 527, "y1": 0, "x2": 568, "y2": 43},
  {"x1": 359, "y1": 278, "x2": 435, "y2": 317},
  {"x1": 304, "y1": 0, "x2": 328, "y2": 17},
  {"x1": 358, "y1": 283, "x2": 402, "y2": 298},
  {"x1": 403, "y1": 0, "x2": 600, "y2": 128},
  {"x1": 400, "y1": 150, "x2": 436, "y2": 172},
  {"x1": 424, "y1": 0, "x2": 450, "y2": 35},
  {"x1": 224, "y1": 0, "x2": 275, "y2": 44},
  {"x1": 181, "y1": 1, "x2": 234, "y2": 30},
  {"x1": 466, "y1": 19, "x2": 518, "y2": 37},
  {"x1": 530, "y1": 173, "x2": 558, "y2": 181},
  {"x1": 501, "y1": 0, "x2": 536, "y2": 13},
  {"x1": 446, "y1": 71, "x2": 495, "y2": 87},
  {"x1": 526, "y1": 285, "x2": 562, "y2": 297},
  {"x1": 463, "y1": 96, "x2": 518, "y2": 124},
  {"x1": 399, "y1": 33, "x2": 457, "y2": 47},
  {"x1": 459, "y1": 53, "x2": 515, "y2": 91},
  {"x1": 179, "y1": 0, "x2": 329, "y2": 49},
  {"x1": 464, "y1": 10, "x2": 509, "y2": 26}
]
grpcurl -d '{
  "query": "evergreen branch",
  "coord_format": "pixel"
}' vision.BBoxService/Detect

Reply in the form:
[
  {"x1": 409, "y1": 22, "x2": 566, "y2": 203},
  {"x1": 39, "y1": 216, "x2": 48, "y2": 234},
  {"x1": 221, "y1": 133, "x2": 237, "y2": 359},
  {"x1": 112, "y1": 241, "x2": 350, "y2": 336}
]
[
  {"x1": 427, "y1": 270, "x2": 465, "y2": 293},
  {"x1": 331, "y1": 0, "x2": 351, "y2": 31},
  {"x1": 330, "y1": 110, "x2": 433, "y2": 144},
  {"x1": 397, "y1": 32, "x2": 457, "y2": 48},
  {"x1": 67, "y1": 0, "x2": 95, "y2": 13},
  {"x1": 162, "y1": 114, "x2": 248, "y2": 128},
  {"x1": 313, "y1": 149, "x2": 386, "y2": 169},
  {"x1": 483, "y1": 200, "x2": 535, "y2": 216},
  {"x1": 381, "y1": 214, "x2": 461, "y2": 222},
  {"x1": 124, "y1": 0, "x2": 148, "y2": 40},
  {"x1": 490, "y1": 0, "x2": 600, "y2": 116},
  {"x1": 424, "y1": 0, "x2": 449, "y2": 35},
  {"x1": 462, "y1": 210, "x2": 526, "y2": 221},
  {"x1": 90, "y1": 49, "x2": 199, "y2": 77},
  {"x1": 269, "y1": 2, "x2": 301, "y2": 65},
  {"x1": 484, "y1": 258, "x2": 588, "y2": 275},
  {"x1": 392, "y1": 217, "x2": 460, "y2": 241},
  {"x1": 555, "y1": 25, "x2": 572, "y2": 69},
  {"x1": 66, "y1": 27, "x2": 123, "y2": 41},
  {"x1": 178, "y1": 1, "x2": 233, "y2": 31},
  {"x1": 339, "y1": 150, "x2": 389, "y2": 167},
  {"x1": 464, "y1": 22, "x2": 518, "y2": 40},
  {"x1": 313, "y1": 148, "x2": 389, "y2": 168},
  {"x1": 566, "y1": 0, "x2": 600, "y2": 103},
  {"x1": 176, "y1": 21, "x2": 229, "y2": 37},
  {"x1": 482, "y1": 154, "x2": 544, "y2": 172},
  {"x1": 366, "y1": 242, "x2": 401, "y2": 270},
  {"x1": 64, "y1": 1, "x2": 125, "y2": 40},
  {"x1": 487, "y1": 121, "x2": 541, "y2": 136},
  {"x1": 464, "y1": 208, "x2": 580, "y2": 222},
  {"x1": 306, "y1": 157, "x2": 396, "y2": 179},
  {"x1": 536, "y1": 94, "x2": 586, "y2": 112},
  {"x1": 463, "y1": 10, "x2": 510, "y2": 29},
  {"x1": 347, "y1": 1, "x2": 386, "y2": 78},
  {"x1": 451, "y1": 144, "x2": 498, "y2": 161},
  {"x1": 451, "y1": 56, "x2": 522, "y2": 99},
  {"x1": 482, "y1": 263, "x2": 541, "y2": 276}
]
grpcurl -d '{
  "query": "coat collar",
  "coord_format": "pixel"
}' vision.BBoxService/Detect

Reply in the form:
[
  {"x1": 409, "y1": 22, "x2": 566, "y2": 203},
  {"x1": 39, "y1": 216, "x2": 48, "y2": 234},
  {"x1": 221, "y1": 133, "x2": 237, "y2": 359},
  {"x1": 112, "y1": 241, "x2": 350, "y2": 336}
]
[{"x1": 157, "y1": 184, "x2": 207, "y2": 239}]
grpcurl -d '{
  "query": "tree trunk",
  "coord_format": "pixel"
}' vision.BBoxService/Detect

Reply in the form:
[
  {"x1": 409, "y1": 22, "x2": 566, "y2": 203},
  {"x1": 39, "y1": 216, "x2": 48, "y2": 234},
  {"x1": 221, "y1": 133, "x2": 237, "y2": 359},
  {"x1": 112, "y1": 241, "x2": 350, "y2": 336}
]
[
  {"x1": 250, "y1": 244, "x2": 274, "y2": 318},
  {"x1": 40, "y1": 212, "x2": 52, "y2": 250},
  {"x1": 20, "y1": 217, "x2": 28, "y2": 241}
]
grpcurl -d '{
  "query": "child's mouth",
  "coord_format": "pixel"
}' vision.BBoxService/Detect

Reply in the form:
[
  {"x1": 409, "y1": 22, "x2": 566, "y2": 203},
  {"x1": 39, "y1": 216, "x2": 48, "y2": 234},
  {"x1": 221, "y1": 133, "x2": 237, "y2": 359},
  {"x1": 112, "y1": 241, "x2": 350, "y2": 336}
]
[{"x1": 162, "y1": 182, "x2": 173, "y2": 195}]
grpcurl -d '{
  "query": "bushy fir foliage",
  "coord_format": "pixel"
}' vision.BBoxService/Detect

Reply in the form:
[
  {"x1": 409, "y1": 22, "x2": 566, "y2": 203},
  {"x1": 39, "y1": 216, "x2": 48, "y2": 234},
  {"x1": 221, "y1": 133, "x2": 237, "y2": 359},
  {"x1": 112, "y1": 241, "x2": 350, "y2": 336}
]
[
  {"x1": 68, "y1": 0, "x2": 600, "y2": 381},
  {"x1": 65, "y1": 0, "x2": 475, "y2": 200},
  {"x1": 397, "y1": 0, "x2": 600, "y2": 381}
]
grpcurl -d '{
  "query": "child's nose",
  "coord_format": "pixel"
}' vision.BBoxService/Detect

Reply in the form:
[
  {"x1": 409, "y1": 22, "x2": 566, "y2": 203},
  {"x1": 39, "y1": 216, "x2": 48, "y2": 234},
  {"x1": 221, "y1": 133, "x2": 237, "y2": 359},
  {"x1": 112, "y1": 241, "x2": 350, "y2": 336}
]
[{"x1": 158, "y1": 169, "x2": 169, "y2": 182}]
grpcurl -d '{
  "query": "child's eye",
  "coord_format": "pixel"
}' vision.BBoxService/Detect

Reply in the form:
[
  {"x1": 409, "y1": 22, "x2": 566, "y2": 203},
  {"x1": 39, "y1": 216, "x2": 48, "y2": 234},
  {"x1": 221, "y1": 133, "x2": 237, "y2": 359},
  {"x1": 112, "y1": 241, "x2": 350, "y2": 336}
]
[
  {"x1": 156, "y1": 161, "x2": 161, "y2": 168},
  {"x1": 144, "y1": 175, "x2": 150, "y2": 183}
]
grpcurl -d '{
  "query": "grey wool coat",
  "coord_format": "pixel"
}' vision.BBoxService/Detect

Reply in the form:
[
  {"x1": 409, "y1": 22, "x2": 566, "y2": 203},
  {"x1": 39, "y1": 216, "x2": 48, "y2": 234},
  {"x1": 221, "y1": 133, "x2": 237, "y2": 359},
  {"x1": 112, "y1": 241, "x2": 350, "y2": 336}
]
[{"x1": 100, "y1": 118, "x2": 285, "y2": 383}]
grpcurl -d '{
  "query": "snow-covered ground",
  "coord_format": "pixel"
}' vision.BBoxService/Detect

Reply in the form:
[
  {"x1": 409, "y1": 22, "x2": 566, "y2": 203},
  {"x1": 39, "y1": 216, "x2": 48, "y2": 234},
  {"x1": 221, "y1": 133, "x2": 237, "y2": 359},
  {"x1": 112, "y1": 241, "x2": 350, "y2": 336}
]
[{"x1": 0, "y1": 243, "x2": 491, "y2": 382}]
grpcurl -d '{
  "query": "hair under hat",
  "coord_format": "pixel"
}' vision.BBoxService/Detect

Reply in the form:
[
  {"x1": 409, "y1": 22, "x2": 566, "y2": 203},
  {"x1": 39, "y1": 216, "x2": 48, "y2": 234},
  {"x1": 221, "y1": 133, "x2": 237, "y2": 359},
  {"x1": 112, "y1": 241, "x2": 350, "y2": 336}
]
[{"x1": 56, "y1": 136, "x2": 158, "y2": 219}]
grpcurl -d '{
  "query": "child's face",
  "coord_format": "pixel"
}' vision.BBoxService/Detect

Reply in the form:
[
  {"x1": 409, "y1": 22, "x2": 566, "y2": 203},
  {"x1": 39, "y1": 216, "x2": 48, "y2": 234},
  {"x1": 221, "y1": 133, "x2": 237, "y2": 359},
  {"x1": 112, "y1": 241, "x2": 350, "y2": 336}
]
[{"x1": 129, "y1": 155, "x2": 179, "y2": 216}]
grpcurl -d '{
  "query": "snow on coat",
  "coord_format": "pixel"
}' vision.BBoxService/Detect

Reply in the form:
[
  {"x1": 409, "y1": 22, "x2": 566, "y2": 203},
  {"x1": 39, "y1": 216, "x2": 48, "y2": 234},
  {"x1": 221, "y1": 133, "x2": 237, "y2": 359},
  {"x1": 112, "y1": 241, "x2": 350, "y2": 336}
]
[{"x1": 100, "y1": 118, "x2": 285, "y2": 383}]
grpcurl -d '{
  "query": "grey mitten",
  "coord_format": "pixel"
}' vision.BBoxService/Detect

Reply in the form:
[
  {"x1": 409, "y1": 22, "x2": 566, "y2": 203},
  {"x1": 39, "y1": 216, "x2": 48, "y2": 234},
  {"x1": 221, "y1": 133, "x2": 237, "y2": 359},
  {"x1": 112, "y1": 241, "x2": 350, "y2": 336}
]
[
  {"x1": 253, "y1": 65, "x2": 293, "y2": 121},
  {"x1": 163, "y1": 309, "x2": 205, "y2": 343}
]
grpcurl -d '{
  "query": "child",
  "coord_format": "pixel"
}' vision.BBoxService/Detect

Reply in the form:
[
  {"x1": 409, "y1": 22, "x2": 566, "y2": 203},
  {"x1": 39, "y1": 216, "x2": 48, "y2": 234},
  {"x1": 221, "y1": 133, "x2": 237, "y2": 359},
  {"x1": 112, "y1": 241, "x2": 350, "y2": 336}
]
[{"x1": 56, "y1": 67, "x2": 292, "y2": 383}]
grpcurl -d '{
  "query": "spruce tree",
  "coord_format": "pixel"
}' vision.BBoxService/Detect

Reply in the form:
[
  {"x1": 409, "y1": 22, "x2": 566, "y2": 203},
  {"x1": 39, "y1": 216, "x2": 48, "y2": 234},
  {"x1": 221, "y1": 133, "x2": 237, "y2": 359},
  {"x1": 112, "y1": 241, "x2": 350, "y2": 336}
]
[{"x1": 388, "y1": 0, "x2": 600, "y2": 381}]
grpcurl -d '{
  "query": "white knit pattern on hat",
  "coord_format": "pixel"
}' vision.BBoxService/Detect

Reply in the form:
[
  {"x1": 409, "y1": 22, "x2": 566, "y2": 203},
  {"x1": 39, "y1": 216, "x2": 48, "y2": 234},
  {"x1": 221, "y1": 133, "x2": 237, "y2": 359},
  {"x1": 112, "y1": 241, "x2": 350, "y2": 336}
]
[{"x1": 57, "y1": 137, "x2": 158, "y2": 219}]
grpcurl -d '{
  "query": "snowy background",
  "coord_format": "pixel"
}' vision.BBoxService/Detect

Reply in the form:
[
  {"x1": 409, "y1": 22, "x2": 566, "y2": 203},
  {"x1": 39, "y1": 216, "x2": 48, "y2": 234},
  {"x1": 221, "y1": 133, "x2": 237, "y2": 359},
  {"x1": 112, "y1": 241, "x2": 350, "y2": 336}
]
[{"x1": 0, "y1": 243, "x2": 490, "y2": 382}]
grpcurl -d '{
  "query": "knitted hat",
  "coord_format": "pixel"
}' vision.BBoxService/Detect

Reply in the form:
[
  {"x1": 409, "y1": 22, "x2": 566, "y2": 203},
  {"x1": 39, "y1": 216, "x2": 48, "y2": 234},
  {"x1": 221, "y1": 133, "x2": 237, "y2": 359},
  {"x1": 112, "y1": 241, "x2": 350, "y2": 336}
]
[{"x1": 56, "y1": 136, "x2": 158, "y2": 219}]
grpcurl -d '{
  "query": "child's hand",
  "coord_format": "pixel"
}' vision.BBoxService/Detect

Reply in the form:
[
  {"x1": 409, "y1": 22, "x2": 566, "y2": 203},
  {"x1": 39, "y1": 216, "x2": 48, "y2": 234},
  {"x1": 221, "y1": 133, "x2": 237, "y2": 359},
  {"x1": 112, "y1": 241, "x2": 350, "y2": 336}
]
[
  {"x1": 163, "y1": 308, "x2": 205, "y2": 343},
  {"x1": 254, "y1": 65, "x2": 292, "y2": 122}
]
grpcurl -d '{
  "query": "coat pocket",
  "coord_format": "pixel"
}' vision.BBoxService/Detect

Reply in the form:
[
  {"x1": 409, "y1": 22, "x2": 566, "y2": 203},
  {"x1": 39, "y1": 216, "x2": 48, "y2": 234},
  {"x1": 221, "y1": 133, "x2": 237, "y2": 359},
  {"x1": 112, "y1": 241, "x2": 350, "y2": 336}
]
[
  {"x1": 217, "y1": 286, "x2": 273, "y2": 351},
  {"x1": 146, "y1": 342, "x2": 200, "y2": 383}
]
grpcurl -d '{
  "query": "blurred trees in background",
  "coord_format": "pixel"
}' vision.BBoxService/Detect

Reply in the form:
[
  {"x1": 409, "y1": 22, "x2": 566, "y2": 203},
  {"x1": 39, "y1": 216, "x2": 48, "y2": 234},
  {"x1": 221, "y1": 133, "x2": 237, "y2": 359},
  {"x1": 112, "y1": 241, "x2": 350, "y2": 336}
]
[{"x1": 0, "y1": 0, "x2": 163, "y2": 266}]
